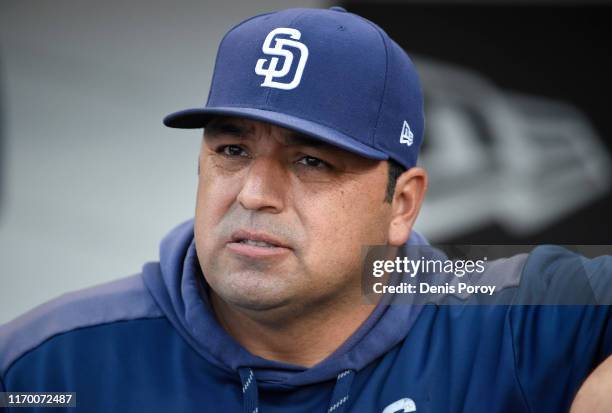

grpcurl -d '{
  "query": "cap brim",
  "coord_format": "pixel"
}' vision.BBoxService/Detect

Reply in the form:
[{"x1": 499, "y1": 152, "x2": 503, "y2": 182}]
[{"x1": 163, "y1": 106, "x2": 388, "y2": 161}]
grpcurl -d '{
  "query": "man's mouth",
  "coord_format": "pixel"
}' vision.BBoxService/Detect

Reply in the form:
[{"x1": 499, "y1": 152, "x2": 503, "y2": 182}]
[
  {"x1": 237, "y1": 239, "x2": 278, "y2": 248},
  {"x1": 226, "y1": 229, "x2": 292, "y2": 258},
  {"x1": 229, "y1": 229, "x2": 289, "y2": 248}
]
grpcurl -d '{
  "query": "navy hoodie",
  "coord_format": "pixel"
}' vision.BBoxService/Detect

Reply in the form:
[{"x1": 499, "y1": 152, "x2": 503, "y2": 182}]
[{"x1": 1, "y1": 219, "x2": 611, "y2": 412}]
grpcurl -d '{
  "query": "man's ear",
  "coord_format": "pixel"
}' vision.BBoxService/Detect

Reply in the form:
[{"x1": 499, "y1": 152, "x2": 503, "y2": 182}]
[{"x1": 387, "y1": 167, "x2": 428, "y2": 246}]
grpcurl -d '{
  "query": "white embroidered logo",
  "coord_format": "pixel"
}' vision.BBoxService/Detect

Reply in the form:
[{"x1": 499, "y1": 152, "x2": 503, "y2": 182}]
[
  {"x1": 255, "y1": 28, "x2": 309, "y2": 90},
  {"x1": 382, "y1": 398, "x2": 417, "y2": 413},
  {"x1": 400, "y1": 120, "x2": 414, "y2": 146}
]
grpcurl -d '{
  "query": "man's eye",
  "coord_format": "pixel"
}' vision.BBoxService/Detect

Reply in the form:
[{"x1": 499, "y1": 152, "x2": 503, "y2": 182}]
[
  {"x1": 297, "y1": 156, "x2": 329, "y2": 169},
  {"x1": 219, "y1": 145, "x2": 248, "y2": 157}
]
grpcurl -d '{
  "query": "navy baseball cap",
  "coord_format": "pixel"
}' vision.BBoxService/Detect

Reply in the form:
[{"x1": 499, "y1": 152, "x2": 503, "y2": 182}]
[{"x1": 164, "y1": 7, "x2": 424, "y2": 169}]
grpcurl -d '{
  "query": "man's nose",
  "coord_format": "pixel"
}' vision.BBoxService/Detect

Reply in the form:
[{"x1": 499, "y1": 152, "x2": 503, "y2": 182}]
[{"x1": 237, "y1": 157, "x2": 287, "y2": 213}]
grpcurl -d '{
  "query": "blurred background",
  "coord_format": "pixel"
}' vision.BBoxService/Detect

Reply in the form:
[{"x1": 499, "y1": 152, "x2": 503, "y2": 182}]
[{"x1": 1, "y1": 0, "x2": 610, "y2": 323}]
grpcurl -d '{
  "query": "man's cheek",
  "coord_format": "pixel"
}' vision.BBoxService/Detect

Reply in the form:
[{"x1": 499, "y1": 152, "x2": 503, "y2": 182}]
[
  {"x1": 311, "y1": 219, "x2": 358, "y2": 262},
  {"x1": 198, "y1": 183, "x2": 230, "y2": 222}
]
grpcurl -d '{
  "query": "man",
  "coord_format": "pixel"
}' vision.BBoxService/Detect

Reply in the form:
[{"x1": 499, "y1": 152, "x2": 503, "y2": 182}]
[{"x1": 1, "y1": 7, "x2": 611, "y2": 413}]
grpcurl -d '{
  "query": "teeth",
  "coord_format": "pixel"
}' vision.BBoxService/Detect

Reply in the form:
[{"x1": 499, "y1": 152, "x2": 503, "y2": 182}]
[{"x1": 239, "y1": 239, "x2": 276, "y2": 248}]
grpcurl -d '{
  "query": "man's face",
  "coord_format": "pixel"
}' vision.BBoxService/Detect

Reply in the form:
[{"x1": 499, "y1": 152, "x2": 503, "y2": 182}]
[{"x1": 195, "y1": 116, "x2": 393, "y2": 315}]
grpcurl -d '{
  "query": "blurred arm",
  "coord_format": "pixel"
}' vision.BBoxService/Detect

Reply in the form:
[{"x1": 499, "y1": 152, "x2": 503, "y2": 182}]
[{"x1": 571, "y1": 354, "x2": 612, "y2": 413}]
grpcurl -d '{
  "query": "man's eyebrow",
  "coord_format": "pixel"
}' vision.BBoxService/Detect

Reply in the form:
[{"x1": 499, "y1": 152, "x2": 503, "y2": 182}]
[
  {"x1": 281, "y1": 132, "x2": 331, "y2": 149},
  {"x1": 204, "y1": 121, "x2": 251, "y2": 137},
  {"x1": 204, "y1": 120, "x2": 333, "y2": 149}
]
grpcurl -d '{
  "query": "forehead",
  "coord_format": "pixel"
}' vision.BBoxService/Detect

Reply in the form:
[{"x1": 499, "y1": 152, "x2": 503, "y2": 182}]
[{"x1": 205, "y1": 116, "x2": 335, "y2": 148}]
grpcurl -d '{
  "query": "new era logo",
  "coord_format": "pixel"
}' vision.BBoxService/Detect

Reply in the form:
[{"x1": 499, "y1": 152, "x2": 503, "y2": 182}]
[{"x1": 400, "y1": 120, "x2": 414, "y2": 146}]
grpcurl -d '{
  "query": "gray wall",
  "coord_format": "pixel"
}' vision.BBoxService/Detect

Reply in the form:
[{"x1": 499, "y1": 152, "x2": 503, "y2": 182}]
[{"x1": 0, "y1": 0, "x2": 324, "y2": 323}]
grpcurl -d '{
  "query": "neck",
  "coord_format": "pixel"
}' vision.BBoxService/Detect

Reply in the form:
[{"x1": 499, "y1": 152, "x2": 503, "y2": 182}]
[{"x1": 210, "y1": 290, "x2": 376, "y2": 368}]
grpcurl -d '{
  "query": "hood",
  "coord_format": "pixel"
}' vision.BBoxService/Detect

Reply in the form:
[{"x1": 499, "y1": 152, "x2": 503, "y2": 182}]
[{"x1": 142, "y1": 219, "x2": 428, "y2": 410}]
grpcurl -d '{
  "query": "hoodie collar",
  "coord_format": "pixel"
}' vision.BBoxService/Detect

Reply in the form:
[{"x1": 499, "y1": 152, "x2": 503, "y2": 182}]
[{"x1": 143, "y1": 218, "x2": 428, "y2": 387}]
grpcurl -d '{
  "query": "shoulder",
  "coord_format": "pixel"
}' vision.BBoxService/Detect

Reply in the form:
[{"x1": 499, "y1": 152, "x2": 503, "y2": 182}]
[
  {"x1": 0, "y1": 273, "x2": 164, "y2": 376},
  {"x1": 522, "y1": 244, "x2": 612, "y2": 274},
  {"x1": 508, "y1": 246, "x2": 612, "y2": 342},
  {"x1": 507, "y1": 246, "x2": 612, "y2": 411},
  {"x1": 518, "y1": 245, "x2": 612, "y2": 304}
]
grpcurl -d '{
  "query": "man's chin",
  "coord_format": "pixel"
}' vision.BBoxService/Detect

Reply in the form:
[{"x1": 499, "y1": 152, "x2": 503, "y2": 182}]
[
  {"x1": 216, "y1": 288, "x2": 296, "y2": 314},
  {"x1": 208, "y1": 274, "x2": 295, "y2": 312}
]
